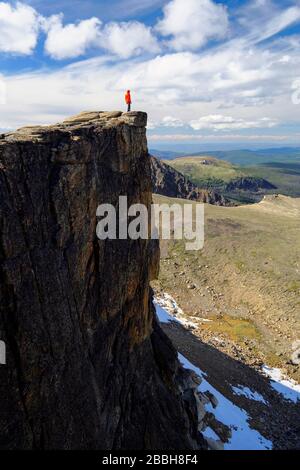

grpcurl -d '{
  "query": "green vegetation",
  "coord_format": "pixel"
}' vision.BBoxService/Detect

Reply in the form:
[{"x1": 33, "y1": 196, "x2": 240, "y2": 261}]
[
  {"x1": 165, "y1": 156, "x2": 243, "y2": 187},
  {"x1": 243, "y1": 163, "x2": 300, "y2": 198},
  {"x1": 200, "y1": 315, "x2": 261, "y2": 344}
]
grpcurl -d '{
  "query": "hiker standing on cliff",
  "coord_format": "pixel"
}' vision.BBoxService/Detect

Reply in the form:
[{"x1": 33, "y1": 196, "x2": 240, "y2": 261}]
[{"x1": 125, "y1": 90, "x2": 132, "y2": 112}]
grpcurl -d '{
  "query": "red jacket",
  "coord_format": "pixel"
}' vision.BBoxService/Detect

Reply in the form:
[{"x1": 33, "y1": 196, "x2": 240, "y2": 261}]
[{"x1": 125, "y1": 91, "x2": 132, "y2": 105}]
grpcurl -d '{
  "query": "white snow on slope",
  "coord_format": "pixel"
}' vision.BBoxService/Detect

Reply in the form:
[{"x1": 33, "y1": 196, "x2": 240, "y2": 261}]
[
  {"x1": 202, "y1": 427, "x2": 220, "y2": 441},
  {"x1": 178, "y1": 353, "x2": 272, "y2": 450},
  {"x1": 156, "y1": 301, "x2": 273, "y2": 449},
  {"x1": 232, "y1": 385, "x2": 268, "y2": 405},
  {"x1": 262, "y1": 365, "x2": 300, "y2": 404},
  {"x1": 155, "y1": 303, "x2": 177, "y2": 324},
  {"x1": 155, "y1": 293, "x2": 183, "y2": 316},
  {"x1": 154, "y1": 294, "x2": 207, "y2": 329}
]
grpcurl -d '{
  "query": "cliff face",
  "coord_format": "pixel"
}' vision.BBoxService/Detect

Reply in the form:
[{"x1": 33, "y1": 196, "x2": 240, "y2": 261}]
[
  {"x1": 150, "y1": 155, "x2": 228, "y2": 206},
  {"x1": 0, "y1": 111, "x2": 204, "y2": 450}
]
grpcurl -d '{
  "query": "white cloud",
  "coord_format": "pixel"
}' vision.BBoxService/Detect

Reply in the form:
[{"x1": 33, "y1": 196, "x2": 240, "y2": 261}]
[
  {"x1": 148, "y1": 114, "x2": 279, "y2": 131},
  {"x1": 114, "y1": 49, "x2": 267, "y2": 104},
  {"x1": 115, "y1": 52, "x2": 203, "y2": 94},
  {"x1": 260, "y1": 6, "x2": 300, "y2": 42},
  {"x1": 147, "y1": 119, "x2": 157, "y2": 130},
  {"x1": 43, "y1": 14, "x2": 101, "y2": 60},
  {"x1": 0, "y1": 1, "x2": 40, "y2": 54},
  {"x1": 114, "y1": 27, "x2": 300, "y2": 113},
  {"x1": 161, "y1": 116, "x2": 184, "y2": 127},
  {"x1": 43, "y1": 17, "x2": 159, "y2": 60},
  {"x1": 156, "y1": 0, "x2": 229, "y2": 51},
  {"x1": 107, "y1": 0, "x2": 166, "y2": 19},
  {"x1": 0, "y1": 74, "x2": 6, "y2": 104},
  {"x1": 147, "y1": 115, "x2": 185, "y2": 129},
  {"x1": 238, "y1": 0, "x2": 300, "y2": 44},
  {"x1": 190, "y1": 115, "x2": 279, "y2": 131},
  {"x1": 101, "y1": 21, "x2": 160, "y2": 59}
]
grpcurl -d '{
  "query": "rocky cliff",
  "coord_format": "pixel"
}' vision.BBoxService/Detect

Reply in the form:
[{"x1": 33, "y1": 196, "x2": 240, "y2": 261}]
[
  {"x1": 150, "y1": 156, "x2": 228, "y2": 206},
  {"x1": 0, "y1": 111, "x2": 206, "y2": 450}
]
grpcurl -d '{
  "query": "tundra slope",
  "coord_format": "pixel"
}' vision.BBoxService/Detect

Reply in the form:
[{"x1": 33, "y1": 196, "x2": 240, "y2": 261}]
[
  {"x1": 153, "y1": 194, "x2": 300, "y2": 449},
  {"x1": 153, "y1": 194, "x2": 300, "y2": 382}
]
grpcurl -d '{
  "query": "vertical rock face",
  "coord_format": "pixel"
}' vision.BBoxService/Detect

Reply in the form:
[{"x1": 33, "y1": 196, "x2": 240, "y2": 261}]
[{"x1": 0, "y1": 111, "x2": 203, "y2": 449}]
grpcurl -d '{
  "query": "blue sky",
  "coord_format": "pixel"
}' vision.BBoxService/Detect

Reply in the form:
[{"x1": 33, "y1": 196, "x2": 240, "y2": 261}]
[{"x1": 0, "y1": 0, "x2": 300, "y2": 150}]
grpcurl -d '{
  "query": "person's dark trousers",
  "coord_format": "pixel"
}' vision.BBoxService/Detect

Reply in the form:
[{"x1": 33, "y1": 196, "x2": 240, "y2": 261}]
[{"x1": 127, "y1": 104, "x2": 131, "y2": 112}]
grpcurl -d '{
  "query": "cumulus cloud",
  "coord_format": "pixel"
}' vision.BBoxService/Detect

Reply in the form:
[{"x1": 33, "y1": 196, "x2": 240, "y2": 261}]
[
  {"x1": 190, "y1": 115, "x2": 279, "y2": 131},
  {"x1": 115, "y1": 49, "x2": 266, "y2": 104},
  {"x1": 156, "y1": 0, "x2": 229, "y2": 51},
  {"x1": 42, "y1": 17, "x2": 159, "y2": 60},
  {"x1": 0, "y1": 1, "x2": 40, "y2": 54},
  {"x1": 101, "y1": 21, "x2": 160, "y2": 59},
  {"x1": 114, "y1": 28, "x2": 300, "y2": 111},
  {"x1": 43, "y1": 14, "x2": 101, "y2": 60},
  {"x1": 115, "y1": 52, "x2": 203, "y2": 94}
]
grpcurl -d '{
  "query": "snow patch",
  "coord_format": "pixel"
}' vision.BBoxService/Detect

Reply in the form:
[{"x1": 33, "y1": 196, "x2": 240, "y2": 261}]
[
  {"x1": 154, "y1": 293, "x2": 198, "y2": 329},
  {"x1": 155, "y1": 304, "x2": 178, "y2": 324},
  {"x1": 262, "y1": 365, "x2": 300, "y2": 403},
  {"x1": 232, "y1": 385, "x2": 268, "y2": 405},
  {"x1": 202, "y1": 427, "x2": 220, "y2": 441},
  {"x1": 179, "y1": 353, "x2": 272, "y2": 450}
]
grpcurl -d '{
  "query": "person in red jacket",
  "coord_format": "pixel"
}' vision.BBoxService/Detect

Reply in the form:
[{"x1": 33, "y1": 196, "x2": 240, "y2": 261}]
[{"x1": 125, "y1": 90, "x2": 132, "y2": 112}]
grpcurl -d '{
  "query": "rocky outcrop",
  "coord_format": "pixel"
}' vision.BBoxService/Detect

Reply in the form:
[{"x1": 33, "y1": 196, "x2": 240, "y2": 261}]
[
  {"x1": 0, "y1": 111, "x2": 206, "y2": 450},
  {"x1": 150, "y1": 155, "x2": 228, "y2": 206}
]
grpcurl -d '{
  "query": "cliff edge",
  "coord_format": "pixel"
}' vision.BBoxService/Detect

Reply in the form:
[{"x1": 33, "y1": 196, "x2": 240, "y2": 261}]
[{"x1": 0, "y1": 111, "x2": 205, "y2": 449}]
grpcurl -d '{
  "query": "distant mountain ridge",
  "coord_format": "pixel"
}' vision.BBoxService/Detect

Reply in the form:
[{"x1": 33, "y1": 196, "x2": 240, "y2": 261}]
[{"x1": 149, "y1": 149, "x2": 182, "y2": 159}]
